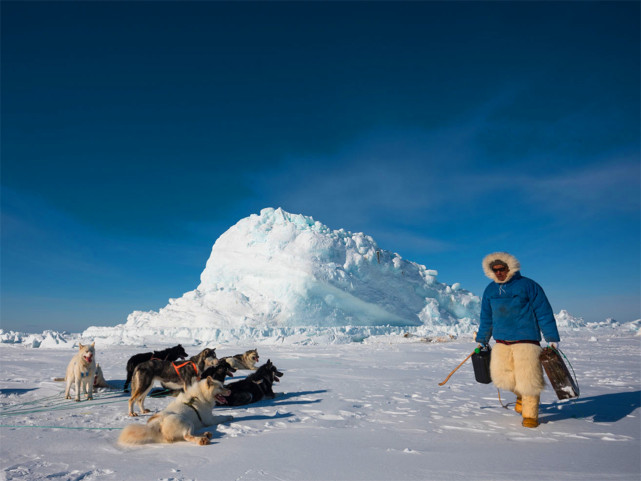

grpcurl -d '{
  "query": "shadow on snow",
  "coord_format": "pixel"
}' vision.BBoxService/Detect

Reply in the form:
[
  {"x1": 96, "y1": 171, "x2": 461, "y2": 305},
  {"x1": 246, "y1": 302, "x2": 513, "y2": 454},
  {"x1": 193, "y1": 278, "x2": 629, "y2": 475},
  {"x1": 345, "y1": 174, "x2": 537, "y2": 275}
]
[{"x1": 541, "y1": 390, "x2": 641, "y2": 423}]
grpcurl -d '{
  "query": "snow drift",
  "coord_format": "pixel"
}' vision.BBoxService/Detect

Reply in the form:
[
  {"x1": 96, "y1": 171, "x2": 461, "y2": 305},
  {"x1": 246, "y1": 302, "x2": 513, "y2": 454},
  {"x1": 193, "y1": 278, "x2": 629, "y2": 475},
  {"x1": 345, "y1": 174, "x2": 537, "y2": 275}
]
[{"x1": 83, "y1": 208, "x2": 481, "y2": 345}]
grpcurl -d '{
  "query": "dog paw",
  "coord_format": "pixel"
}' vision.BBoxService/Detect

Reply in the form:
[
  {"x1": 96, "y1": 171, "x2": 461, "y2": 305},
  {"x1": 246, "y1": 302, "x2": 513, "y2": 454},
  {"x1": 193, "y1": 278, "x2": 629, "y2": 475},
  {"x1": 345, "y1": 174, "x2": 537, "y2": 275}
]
[
  {"x1": 198, "y1": 437, "x2": 210, "y2": 446},
  {"x1": 142, "y1": 409, "x2": 150, "y2": 413},
  {"x1": 203, "y1": 431, "x2": 212, "y2": 439},
  {"x1": 128, "y1": 413, "x2": 138, "y2": 417},
  {"x1": 74, "y1": 398, "x2": 80, "y2": 402}
]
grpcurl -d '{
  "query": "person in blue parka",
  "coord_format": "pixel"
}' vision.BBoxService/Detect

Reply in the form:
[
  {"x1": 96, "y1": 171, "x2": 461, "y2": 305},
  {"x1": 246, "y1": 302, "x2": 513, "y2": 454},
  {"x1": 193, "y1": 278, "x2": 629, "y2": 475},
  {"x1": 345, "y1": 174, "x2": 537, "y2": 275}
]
[{"x1": 475, "y1": 252, "x2": 560, "y2": 428}]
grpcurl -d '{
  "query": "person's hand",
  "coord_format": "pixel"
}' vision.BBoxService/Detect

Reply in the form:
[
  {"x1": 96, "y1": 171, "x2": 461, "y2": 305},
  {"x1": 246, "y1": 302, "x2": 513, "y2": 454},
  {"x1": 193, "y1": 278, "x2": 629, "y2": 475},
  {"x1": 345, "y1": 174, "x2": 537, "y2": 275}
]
[{"x1": 550, "y1": 342, "x2": 560, "y2": 350}]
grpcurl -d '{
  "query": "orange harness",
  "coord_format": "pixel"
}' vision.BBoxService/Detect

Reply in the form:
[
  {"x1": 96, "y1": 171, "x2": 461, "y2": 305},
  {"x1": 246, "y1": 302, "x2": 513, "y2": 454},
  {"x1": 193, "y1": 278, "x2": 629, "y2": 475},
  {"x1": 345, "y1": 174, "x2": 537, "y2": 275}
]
[{"x1": 172, "y1": 361, "x2": 198, "y2": 381}]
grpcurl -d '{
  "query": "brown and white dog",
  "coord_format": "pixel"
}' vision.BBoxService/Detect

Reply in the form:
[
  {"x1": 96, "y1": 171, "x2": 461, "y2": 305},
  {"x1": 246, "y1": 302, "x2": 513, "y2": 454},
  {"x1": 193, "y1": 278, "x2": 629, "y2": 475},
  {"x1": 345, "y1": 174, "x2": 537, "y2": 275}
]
[
  {"x1": 128, "y1": 348, "x2": 217, "y2": 416},
  {"x1": 222, "y1": 349, "x2": 259, "y2": 370}
]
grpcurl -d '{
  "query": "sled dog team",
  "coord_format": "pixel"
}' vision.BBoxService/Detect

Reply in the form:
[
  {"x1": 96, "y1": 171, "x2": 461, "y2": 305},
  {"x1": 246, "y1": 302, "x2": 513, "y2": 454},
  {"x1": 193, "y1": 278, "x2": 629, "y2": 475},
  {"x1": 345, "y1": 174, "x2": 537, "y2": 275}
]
[{"x1": 63, "y1": 344, "x2": 283, "y2": 445}]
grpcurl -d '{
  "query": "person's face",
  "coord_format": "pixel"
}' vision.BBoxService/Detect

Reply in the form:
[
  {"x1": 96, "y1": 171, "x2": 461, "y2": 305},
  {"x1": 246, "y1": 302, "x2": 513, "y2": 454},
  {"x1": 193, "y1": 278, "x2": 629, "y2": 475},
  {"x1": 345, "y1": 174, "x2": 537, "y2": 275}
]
[{"x1": 492, "y1": 265, "x2": 509, "y2": 282}]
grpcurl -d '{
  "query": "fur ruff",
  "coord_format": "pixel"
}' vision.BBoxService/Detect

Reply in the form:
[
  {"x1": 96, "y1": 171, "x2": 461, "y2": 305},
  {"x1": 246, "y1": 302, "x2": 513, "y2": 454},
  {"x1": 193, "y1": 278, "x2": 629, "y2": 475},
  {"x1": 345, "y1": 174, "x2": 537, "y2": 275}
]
[
  {"x1": 482, "y1": 252, "x2": 520, "y2": 284},
  {"x1": 489, "y1": 343, "x2": 545, "y2": 397}
]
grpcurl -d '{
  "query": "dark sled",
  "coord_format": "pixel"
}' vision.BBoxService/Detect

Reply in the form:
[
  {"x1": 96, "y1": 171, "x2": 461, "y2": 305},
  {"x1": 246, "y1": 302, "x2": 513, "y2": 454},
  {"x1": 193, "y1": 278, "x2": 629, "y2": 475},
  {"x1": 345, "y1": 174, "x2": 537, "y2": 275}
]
[
  {"x1": 471, "y1": 346, "x2": 492, "y2": 384},
  {"x1": 540, "y1": 347, "x2": 579, "y2": 400}
]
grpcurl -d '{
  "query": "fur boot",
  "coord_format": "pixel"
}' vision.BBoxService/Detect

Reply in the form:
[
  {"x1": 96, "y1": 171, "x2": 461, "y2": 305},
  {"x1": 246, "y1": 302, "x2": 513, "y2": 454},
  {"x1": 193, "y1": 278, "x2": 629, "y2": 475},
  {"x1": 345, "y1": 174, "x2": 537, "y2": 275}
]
[
  {"x1": 521, "y1": 395, "x2": 540, "y2": 428},
  {"x1": 490, "y1": 343, "x2": 544, "y2": 425}
]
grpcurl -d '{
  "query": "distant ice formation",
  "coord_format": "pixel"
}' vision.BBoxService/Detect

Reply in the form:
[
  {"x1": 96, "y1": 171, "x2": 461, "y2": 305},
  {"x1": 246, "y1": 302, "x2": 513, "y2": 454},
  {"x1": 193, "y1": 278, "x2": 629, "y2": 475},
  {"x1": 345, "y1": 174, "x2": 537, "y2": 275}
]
[{"x1": 82, "y1": 208, "x2": 481, "y2": 345}]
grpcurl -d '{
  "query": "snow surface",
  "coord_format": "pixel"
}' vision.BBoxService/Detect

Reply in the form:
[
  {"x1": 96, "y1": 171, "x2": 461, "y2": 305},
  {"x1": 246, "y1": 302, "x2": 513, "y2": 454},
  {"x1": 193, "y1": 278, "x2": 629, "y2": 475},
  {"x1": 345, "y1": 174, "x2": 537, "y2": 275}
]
[
  {"x1": 81, "y1": 208, "x2": 481, "y2": 346},
  {"x1": 1, "y1": 329, "x2": 639, "y2": 481}
]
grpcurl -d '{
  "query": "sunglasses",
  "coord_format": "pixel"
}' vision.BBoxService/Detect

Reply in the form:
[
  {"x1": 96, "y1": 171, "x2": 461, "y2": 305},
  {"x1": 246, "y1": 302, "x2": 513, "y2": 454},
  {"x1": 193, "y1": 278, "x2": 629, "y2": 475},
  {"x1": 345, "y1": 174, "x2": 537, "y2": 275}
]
[{"x1": 492, "y1": 267, "x2": 508, "y2": 273}]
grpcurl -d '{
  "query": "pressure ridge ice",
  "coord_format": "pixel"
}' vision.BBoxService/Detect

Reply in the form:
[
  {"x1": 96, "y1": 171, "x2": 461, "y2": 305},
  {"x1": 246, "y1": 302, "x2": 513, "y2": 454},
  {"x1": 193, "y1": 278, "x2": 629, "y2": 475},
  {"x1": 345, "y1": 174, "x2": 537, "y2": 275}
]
[{"x1": 84, "y1": 208, "x2": 478, "y2": 345}]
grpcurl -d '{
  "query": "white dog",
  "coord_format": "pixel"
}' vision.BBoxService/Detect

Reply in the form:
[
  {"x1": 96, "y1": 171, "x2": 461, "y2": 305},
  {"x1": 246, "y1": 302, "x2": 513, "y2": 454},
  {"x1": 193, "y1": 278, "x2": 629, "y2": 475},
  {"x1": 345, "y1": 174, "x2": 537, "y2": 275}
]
[
  {"x1": 118, "y1": 376, "x2": 232, "y2": 446},
  {"x1": 64, "y1": 342, "x2": 97, "y2": 402}
]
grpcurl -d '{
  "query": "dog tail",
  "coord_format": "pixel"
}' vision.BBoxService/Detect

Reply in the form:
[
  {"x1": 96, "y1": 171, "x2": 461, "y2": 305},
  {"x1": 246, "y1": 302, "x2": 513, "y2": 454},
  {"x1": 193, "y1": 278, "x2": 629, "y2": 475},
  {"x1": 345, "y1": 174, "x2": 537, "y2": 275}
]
[{"x1": 118, "y1": 420, "x2": 163, "y2": 445}]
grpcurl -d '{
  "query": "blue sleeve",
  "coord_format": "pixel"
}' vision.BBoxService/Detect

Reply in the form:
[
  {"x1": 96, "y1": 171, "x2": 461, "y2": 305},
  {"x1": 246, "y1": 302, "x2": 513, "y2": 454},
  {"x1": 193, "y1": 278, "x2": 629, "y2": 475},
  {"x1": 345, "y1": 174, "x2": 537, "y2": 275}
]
[
  {"x1": 529, "y1": 281, "x2": 560, "y2": 342},
  {"x1": 476, "y1": 285, "x2": 493, "y2": 344}
]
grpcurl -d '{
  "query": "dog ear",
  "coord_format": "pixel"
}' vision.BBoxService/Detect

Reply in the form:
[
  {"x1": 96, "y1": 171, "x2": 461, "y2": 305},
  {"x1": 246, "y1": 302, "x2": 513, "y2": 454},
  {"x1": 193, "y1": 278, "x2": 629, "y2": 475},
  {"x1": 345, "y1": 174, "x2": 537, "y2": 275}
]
[
  {"x1": 78, "y1": 343, "x2": 84, "y2": 350},
  {"x1": 206, "y1": 376, "x2": 214, "y2": 387}
]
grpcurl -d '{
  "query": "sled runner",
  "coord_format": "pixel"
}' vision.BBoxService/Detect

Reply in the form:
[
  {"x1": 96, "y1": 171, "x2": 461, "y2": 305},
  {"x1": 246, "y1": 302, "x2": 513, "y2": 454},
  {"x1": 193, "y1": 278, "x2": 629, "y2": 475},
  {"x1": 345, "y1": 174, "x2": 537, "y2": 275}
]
[{"x1": 540, "y1": 347, "x2": 579, "y2": 400}]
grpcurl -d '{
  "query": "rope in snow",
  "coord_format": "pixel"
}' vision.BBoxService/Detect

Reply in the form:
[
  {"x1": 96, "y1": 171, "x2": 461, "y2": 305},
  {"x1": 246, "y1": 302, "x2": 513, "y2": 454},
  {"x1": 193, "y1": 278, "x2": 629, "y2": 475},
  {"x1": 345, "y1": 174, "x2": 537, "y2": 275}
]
[
  {"x1": 0, "y1": 391, "x2": 127, "y2": 416},
  {"x1": 0, "y1": 388, "x2": 173, "y2": 417},
  {"x1": 0, "y1": 424, "x2": 122, "y2": 430}
]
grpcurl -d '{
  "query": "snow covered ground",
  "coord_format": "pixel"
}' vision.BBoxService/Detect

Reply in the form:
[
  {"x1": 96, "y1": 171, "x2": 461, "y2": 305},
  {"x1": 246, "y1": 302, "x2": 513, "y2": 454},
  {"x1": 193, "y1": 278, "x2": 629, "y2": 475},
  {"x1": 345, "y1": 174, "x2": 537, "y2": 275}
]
[{"x1": 1, "y1": 329, "x2": 639, "y2": 481}]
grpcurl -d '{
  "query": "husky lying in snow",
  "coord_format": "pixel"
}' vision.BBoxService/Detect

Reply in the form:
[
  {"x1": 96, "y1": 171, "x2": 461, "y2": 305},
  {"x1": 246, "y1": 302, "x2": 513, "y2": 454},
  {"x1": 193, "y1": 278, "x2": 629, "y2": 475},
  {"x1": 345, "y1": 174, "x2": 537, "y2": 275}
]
[
  {"x1": 119, "y1": 377, "x2": 232, "y2": 446},
  {"x1": 222, "y1": 349, "x2": 259, "y2": 370},
  {"x1": 221, "y1": 359, "x2": 283, "y2": 406},
  {"x1": 64, "y1": 342, "x2": 97, "y2": 402},
  {"x1": 124, "y1": 344, "x2": 188, "y2": 392},
  {"x1": 128, "y1": 348, "x2": 217, "y2": 417},
  {"x1": 200, "y1": 359, "x2": 237, "y2": 383}
]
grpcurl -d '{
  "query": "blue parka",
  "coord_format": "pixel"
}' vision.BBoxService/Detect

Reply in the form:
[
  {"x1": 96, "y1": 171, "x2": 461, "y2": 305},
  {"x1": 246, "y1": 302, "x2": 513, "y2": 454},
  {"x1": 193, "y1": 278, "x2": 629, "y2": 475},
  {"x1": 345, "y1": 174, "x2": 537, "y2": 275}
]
[{"x1": 476, "y1": 271, "x2": 560, "y2": 345}]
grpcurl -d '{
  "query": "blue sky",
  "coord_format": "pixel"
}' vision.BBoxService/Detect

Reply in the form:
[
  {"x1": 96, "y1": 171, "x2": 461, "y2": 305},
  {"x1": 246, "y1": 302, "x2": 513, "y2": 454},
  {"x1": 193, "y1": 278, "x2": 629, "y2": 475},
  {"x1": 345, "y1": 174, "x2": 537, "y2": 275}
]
[{"x1": 2, "y1": 1, "x2": 639, "y2": 332}]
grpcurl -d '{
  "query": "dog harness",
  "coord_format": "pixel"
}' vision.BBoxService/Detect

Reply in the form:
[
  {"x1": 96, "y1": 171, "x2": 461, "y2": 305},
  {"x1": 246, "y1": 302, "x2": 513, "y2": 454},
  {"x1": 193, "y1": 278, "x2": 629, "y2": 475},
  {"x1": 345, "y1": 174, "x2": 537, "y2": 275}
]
[
  {"x1": 183, "y1": 396, "x2": 203, "y2": 423},
  {"x1": 172, "y1": 361, "x2": 199, "y2": 381}
]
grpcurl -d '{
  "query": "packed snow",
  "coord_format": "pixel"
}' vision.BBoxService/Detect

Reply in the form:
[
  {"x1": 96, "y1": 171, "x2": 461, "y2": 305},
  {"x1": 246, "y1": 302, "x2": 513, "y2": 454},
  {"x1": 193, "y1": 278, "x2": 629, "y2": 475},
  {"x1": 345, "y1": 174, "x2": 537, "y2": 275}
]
[
  {"x1": 1, "y1": 328, "x2": 639, "y2": 481},
  {"x1": 1, "y1": 208, "x2": 639, "y2": 480}
]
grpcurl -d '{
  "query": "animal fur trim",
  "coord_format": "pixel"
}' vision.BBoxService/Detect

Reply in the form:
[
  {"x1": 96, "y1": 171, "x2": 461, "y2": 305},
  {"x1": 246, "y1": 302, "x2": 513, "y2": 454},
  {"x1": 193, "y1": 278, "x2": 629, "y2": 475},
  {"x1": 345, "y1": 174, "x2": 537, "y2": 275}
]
[
  {"x1": 482, "y1": 252, "x2": 520, "y2": 283},
  {"x1": 490, "y1": 343, "x2": 545, "y2": 397}
]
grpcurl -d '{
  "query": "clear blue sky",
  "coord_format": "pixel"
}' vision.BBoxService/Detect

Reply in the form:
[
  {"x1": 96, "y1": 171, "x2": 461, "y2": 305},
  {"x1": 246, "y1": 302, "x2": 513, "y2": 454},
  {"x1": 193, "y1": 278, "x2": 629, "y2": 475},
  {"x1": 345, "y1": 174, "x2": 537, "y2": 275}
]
[{"x1": 2, "y1": 1, "x2": 639, "y2": 333}]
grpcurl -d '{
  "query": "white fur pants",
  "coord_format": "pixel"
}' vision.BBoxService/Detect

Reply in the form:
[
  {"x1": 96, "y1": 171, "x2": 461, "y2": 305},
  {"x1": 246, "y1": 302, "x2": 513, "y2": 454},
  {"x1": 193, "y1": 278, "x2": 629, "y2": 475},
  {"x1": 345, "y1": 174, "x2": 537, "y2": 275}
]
[{"x1": 489, "y1": 343, "x2": 544, "y2": 397}]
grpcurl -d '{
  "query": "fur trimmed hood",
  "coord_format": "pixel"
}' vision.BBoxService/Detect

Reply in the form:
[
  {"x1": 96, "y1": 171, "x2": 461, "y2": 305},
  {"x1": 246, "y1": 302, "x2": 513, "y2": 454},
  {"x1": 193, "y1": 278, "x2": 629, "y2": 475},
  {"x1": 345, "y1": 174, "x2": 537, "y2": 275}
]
[{"x1": 482, "y1": 252, "x2": 520, "y2": 284}]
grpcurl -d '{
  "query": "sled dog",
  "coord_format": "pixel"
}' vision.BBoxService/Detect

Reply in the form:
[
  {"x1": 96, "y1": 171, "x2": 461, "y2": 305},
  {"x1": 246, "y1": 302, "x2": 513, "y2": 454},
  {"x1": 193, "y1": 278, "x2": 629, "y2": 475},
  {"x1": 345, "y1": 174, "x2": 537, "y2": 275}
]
[
  {"x1": 222, "y1": 359, "x2": 283, "y2": 406},
  {"x1": 128, "y1": 348, "x2": 217, "y2": 416},
  {"x1": 54, "y1": 363, "x2": 112, "y2": 389},
  {"x1": 222, "y1": 349, "x2": 259, "y2": 370},
  {"x1": 64, "y1": 342, "x2": 97, "y2": 402},
  {"x1": 119, "y1": 376, "x2": 232, "y2": 446},
  {"x1": 200, "y1": 359, "x2": 237, "y2": 383},
  {"x1": 124, "y1": 344, "x2": 188, "y2": 392}
]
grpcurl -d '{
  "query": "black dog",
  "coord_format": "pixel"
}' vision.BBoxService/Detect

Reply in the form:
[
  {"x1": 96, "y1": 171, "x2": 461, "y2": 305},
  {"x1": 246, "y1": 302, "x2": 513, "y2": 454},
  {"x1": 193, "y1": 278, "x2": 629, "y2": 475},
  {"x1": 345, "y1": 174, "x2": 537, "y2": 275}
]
[
  {"x1": 221, "y1": 359, "x2": 283, "y2": 406},
  {"x1": 123, "y1": 344, "x2": 188, "y2": 392},
  {"x1": 128, "y1": 348, "x2": 217, "y2": 416},
  {"x1": 200, "y1": 359, "x2": 237, "y2": 383}
]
